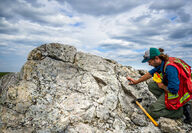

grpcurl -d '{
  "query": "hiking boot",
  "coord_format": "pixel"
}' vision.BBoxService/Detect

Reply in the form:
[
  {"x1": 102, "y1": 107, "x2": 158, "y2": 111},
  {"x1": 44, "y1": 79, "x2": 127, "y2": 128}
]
[{"x1": 183, "y1": 103, "x2": 192, "y2": 124}]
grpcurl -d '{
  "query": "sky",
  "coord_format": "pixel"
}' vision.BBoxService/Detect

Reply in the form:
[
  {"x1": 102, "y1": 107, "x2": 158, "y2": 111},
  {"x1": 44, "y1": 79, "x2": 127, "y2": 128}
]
[{"x1": 0, "y1": 0, "x2": 192, "y2": 72}]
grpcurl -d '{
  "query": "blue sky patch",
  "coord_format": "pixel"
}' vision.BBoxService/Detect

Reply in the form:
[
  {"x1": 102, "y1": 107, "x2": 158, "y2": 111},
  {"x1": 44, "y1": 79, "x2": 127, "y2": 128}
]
[{"x1": 170, "y1": 16, "x2": 177, "y2": 21}]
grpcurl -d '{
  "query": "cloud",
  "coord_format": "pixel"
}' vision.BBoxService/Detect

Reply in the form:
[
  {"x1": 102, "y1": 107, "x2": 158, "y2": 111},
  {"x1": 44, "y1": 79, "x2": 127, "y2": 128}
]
[
  {"x1": 113, "y1": 36, "x2": 150, "y2": 46},
  {"x1": 169, "y1": 27, "x2": 192, "y2": 39},
  {"x1": 63, "y1": 0, "x2": 144, "y2": 16},
  {"x1": 0, "y1": 0, "x2": 192, "y2": 72},
  {"x1": 149, "y1": 0, "x2": 191, "y2": 23},
  {"x1": 97, "y1": 39, "x2": 135, "y2": 51},
  {"x1": 181, "y1": 44, "x2": 192, "y2": 48},
  {"x1": 0, "y1": 18, "x2": 20, "y2": 35},
  {"x1": 177, "y1": 10, "x2": 191, "y2": 22},
  {"x1": 149, "y1": 0, "x2": 186, "y2": 11},
  {"x1": 0, "y1": 0, "x2": 81, "y2": 27},
  {"x1": 99, "y1": 44, "x2": 131, "y2": 51}
]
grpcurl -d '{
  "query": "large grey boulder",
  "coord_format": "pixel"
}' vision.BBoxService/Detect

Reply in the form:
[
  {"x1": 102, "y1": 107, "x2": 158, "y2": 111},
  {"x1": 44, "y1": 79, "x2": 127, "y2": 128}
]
[{"x1": 0, "y1": 43, "x2": 191, "y2": 133}]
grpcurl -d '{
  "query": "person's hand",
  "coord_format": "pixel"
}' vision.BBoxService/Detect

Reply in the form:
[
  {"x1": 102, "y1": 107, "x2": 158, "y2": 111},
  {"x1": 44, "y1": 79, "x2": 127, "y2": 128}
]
[
  {"x1": 126, "y1": 76, "x2": 137, "y2": 85},
  {"x1": 157, "y1": 83, "x2": 164, "y2": 89},
  {"x1": 157, "y1": 83, "x2": 169, "y2": 92}
]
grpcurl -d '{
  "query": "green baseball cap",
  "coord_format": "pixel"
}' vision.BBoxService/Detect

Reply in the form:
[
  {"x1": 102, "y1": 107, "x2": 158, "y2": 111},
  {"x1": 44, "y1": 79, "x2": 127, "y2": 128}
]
[{"x1": 142, "y1": 48, "x2": 160, "y2": 63}]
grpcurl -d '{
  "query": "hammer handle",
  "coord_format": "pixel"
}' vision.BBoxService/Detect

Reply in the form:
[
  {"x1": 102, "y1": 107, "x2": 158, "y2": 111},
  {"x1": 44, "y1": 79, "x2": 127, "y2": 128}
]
[{"x1": 135, "y1": 101, "x2": 159, "y2": 127}]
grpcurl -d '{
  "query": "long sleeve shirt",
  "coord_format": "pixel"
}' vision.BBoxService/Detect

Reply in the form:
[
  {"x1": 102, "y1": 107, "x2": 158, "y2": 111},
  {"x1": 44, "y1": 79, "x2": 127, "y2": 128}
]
[{"x1": 148, "y1": 61, "x2": 180, "y2": 94}]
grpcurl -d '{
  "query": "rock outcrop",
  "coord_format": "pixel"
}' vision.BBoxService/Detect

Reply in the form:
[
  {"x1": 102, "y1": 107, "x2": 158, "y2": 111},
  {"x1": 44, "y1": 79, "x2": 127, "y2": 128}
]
[{"x1": 0, "y1": 43, "x2": 192, "y2": 133}]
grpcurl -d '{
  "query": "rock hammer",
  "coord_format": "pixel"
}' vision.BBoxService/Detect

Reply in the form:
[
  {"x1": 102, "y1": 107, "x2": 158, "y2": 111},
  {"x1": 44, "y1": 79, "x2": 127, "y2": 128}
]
[{"x1": 122, "y1": 86, "x2": 159, "y2": 127}]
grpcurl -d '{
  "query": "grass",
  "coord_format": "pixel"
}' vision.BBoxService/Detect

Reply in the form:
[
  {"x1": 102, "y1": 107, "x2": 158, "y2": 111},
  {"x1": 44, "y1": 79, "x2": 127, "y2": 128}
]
[{"x1": 0, "y1": 72, "x2": 10, "y2": 79}]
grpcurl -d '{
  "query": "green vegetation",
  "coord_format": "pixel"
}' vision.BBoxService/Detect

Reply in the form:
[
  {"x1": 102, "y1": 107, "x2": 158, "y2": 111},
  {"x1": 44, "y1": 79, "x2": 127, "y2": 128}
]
[{"x1": 0, "y1": 72, "x2": 10, "y2": 79}]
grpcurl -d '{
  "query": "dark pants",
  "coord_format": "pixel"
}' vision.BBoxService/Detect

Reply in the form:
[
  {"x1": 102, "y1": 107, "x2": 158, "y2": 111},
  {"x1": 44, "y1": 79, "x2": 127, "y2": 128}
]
[{"x1": 147, "y1": 81, "x2": 183, "y2": 119}]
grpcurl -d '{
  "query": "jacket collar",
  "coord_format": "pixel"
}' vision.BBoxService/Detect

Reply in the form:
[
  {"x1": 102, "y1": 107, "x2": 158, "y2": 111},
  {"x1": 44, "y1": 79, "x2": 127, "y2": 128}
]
[
  {"x1": 160, "y1": 60, "x2": 165, "y2": 73},
  {"x1": 154, "y1": 60, "x2": 165, "y2": 73}
]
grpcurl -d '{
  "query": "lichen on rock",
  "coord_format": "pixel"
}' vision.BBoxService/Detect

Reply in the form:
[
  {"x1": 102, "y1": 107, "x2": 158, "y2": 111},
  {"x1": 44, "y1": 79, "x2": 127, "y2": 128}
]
[{"x1": 0, "y1": 43, "x2": 191, "y2": 133}]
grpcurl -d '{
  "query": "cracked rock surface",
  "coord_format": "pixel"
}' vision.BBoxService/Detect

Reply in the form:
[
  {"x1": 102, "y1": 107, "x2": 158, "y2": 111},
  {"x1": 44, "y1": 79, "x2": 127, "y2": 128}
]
[{"x1": 0, "y1": 43, "x2": 192, "y2": 133}]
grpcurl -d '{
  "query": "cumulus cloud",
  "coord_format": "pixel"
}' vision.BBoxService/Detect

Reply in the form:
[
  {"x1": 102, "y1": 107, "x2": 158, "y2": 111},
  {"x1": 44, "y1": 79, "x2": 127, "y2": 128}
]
[
  {"x1": 149, "y1": 0, "x2": 186, "y2": 10},
  {"x1": 169, "y1": 26, "x2": 192, "y2": 39},
  {"x1": 59, "y1": 0, "x2": 144, "y2": 16},
  {"x1": 0, "y1": 0, "x2": 192, "y2": 72}
]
